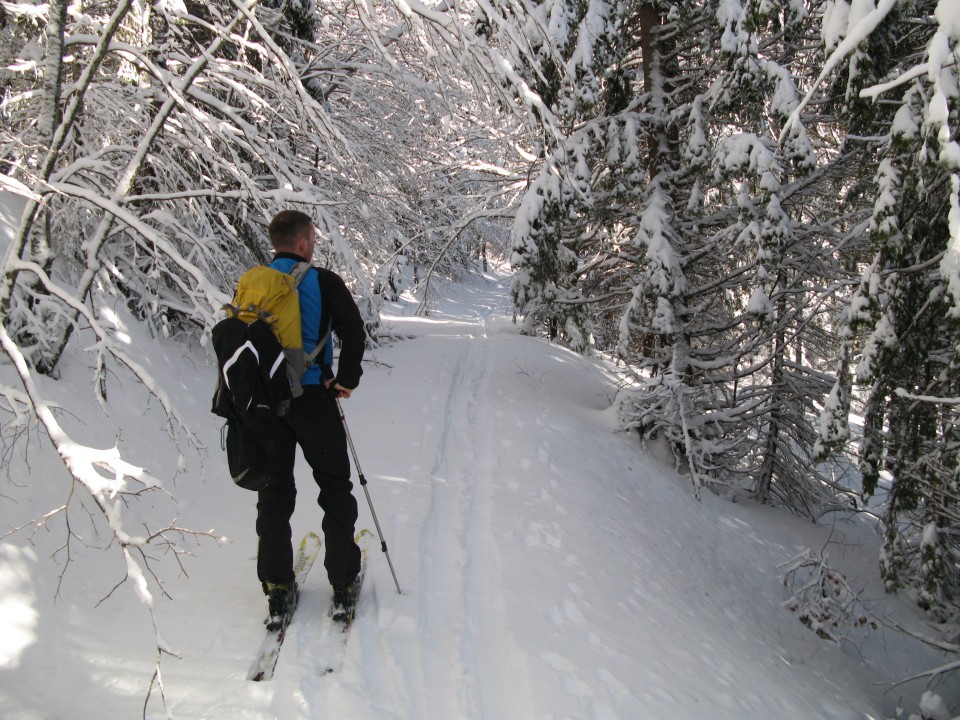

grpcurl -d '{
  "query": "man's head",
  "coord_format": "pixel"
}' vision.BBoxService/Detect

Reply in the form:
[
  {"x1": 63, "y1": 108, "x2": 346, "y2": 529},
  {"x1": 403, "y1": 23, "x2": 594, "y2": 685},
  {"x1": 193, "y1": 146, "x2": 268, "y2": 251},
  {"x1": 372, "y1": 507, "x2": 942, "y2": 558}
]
[{"x1": 269, "y1": 210, "x2": 315, "y2": 261}]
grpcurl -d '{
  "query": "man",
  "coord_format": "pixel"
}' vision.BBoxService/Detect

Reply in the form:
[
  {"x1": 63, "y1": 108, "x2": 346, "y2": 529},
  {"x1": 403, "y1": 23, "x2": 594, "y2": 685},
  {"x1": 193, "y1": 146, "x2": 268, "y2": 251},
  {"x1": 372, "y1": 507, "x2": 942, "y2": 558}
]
[{"x1": 258, "y1": 209, "x2": 366, "y2": 625}]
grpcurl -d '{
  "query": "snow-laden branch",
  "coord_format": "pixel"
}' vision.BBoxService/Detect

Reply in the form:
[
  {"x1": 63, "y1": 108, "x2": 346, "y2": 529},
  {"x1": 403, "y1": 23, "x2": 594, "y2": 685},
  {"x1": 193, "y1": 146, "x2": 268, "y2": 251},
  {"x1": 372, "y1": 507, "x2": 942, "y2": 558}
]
[
  {"x1": 780, "y1": 547, "x2": 878, "y2": 645},
  {"x1": 894, "y1": 387, "x2": 960, "y2": 405},
  {"x1": 0, "y1": 383, "x2": 33, "y2": 429},
  {"x1": 858, "y1": 63, "x2": 930, "y2": 100},
  {"x1": 5, "y1": 254, "x2": 202, "y2": 446},
  {"x1": 0, "y1": 319, "x2": 174, "y2": 653},
  {"x1": 0, "y1": 0, "x2": 135, "y2": 311},
  {"x1": 385, "y1": 0, "x2": 567, "y2": 145},
  {"x1": 229, "y1": 0, "x2": 353, "y2": 156},
  {"x1": 779, "y1": 0, "x2": 897, "y2": 142},
  {"x1": 0, "y1": 313, "x2": 219, "y2": 715},
  {"x1": 60, "y1": 4, "x2": 255, "y2": 329},
  {"x1": 51, "y1": 181, "x2": 229, "y2": 313}
]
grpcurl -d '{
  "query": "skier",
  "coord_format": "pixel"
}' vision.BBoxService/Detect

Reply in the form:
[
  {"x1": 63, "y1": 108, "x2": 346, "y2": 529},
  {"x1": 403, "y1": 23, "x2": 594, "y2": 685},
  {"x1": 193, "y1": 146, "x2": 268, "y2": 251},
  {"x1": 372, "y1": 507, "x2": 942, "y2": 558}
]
[{"x1": 256, "y1": 209, "x2": 366, "y2": 627}]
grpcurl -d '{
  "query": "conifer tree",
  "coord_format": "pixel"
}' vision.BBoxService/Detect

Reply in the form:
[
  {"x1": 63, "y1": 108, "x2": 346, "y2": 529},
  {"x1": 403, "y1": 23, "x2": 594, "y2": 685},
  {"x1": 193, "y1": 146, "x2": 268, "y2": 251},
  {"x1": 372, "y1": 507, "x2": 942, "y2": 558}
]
[
  {"x1": 498, "y1": 0, "x2": 854, "y2": 509},
  {"x1": 477, "y1": 0, "x2": 623, "y2": 348},
  {"x1": 814, "y1": 0, "x2": 960, "y2": 617}
]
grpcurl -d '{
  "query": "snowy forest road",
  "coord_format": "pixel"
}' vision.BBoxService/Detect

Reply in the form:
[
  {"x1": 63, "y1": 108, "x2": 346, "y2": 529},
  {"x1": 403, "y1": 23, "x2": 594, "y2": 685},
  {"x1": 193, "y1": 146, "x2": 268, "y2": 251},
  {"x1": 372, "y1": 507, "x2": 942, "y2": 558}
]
[
  {"x1": 265, "y1": 269, "x2": 908, "y2": 720},
  {"x1": 326, "y1": 276, "x2": 541, "y2": 719},
  {"x1": 403, "y1": 320, "x2": 533, "y2": 717},
  {"x1": 2, "y1": 265, "x2": 947, "y2": 720}
]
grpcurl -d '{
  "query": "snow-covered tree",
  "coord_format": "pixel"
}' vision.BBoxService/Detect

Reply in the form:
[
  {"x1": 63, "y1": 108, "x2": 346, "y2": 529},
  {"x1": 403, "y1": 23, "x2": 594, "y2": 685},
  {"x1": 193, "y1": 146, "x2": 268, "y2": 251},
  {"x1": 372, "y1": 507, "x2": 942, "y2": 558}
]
[
  {"x1": 490, "y1": 0, "x2": 860, "y2": 511},
  {"x1": 473, "y1": 0, "x2": 625, "y2": 347},
  {"x1": 813, "y1": 0, "x2": 960, "y2": 619}
]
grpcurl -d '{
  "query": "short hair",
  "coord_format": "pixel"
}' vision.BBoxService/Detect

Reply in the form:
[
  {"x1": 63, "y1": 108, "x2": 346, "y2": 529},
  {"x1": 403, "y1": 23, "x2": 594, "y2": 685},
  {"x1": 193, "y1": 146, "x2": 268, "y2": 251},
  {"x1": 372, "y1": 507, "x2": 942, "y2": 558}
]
[{"x1": 269, "y1": 210, "x2": 313, "y2": 250}]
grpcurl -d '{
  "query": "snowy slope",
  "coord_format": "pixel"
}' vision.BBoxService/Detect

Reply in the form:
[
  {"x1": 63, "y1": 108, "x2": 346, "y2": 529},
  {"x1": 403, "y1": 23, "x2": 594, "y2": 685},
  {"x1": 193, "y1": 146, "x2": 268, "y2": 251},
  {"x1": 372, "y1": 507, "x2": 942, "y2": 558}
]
[{"x1": 0, "y1": 195, "x2": 958, "y2": 718}]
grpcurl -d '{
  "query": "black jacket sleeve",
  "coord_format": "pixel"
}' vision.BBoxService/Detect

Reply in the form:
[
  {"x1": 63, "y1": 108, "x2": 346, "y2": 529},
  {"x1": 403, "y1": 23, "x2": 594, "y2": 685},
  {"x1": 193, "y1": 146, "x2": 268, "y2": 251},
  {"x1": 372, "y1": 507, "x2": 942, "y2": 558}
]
[{"x1": 317, "y1": 268, "x2": 366, "y2": 389}]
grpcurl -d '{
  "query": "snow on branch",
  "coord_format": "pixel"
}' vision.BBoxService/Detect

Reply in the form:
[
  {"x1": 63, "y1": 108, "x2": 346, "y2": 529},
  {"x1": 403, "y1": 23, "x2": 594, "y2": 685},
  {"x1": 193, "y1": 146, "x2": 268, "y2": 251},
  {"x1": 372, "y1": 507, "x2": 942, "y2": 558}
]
[
  {"x1": 780, "y1": 0, "x2": 897, "y2": 141},
  {"x1": 894, "y1": 387, "x2": 960, "y2": 405},
  {"x1": 229, "y1": 0, "x2": 352, "y2": 154},
  {"x1": 3, "y1": 0, "x2": 136, "y2": 276},
  {"x1": 0, "y1": 318, "x2": 215, "y2": 716},
  {"x1": 48, "y1": 182, "x2": 227, "y2": 314},
  {"x1": 0, "y1": 383, "x2": 34, "y2": 430},
  {"x1": 5, "y1": 254, "x2": 202, "y2": 443},
  {"x1": 1, "y1": 318, "x2": 144, "y2": 556},
  {"x1": 780, "y1": 547, "x2": 877, "y2": 644}
]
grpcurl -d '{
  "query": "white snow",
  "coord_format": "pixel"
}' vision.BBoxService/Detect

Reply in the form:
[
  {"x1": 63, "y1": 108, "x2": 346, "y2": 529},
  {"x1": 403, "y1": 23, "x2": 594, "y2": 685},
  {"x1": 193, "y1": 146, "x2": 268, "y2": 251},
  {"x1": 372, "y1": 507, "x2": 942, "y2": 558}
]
[
  {"x1": 0, "y1": 200, "x2": 958, "y2": 718},
  {"x1": 922, "y1": 690, "x2": 952, "y2": 720},
  {"x1": 892, "y1": 96, "x2": 921, "y2": 140},
  {"x1": 0, "y1": 546, "x2": 38, "y2": 670},
  {"x1": 746, "y1": 287, "x2": 772, "y2": 316},
  {"x1": 937, "y1": 0, "x2": 960, "y2": 41},
  {"x1": 822, "y1": 1, "x2": 851, "y2": 53},
  {"x1": 947, "y1": 174, "x2": 960, "y2": 316}
]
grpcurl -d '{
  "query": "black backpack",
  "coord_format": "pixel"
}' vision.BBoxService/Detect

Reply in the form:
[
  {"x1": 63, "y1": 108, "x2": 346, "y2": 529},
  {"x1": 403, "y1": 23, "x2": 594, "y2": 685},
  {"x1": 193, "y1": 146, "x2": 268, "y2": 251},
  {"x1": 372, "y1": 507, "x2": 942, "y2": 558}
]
[{"x1": 211, "y1": 316, "x2": 293, "y2": 490}]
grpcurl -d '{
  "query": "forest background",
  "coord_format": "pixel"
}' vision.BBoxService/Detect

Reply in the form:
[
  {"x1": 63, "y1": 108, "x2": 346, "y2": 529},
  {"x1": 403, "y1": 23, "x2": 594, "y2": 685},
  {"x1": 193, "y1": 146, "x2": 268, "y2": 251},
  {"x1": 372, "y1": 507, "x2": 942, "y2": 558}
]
[{"x1": 1, "y1": 0, "x2": 960, "y2": 706}]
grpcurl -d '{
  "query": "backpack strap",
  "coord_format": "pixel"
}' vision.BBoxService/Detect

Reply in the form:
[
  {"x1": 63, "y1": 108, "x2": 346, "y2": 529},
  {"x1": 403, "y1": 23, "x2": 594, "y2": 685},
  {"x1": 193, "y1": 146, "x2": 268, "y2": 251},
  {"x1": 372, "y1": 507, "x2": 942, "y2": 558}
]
[
  {"x1": 307, "y1": 327, "x2": 332, "y2": 364},
  {"x1": 290, "y1": 262, "x2": 332, "y2": 366},
  {"x1": 290, "y1": 261, "x2": 312, "y2": 287},
  {"x1": 306, "y1": 271, "x2": 332, "y2": 365}
]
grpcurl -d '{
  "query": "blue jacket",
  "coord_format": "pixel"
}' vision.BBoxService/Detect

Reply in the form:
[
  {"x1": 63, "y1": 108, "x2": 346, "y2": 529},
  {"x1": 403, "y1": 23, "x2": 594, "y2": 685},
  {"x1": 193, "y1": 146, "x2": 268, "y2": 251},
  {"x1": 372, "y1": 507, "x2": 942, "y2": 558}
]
[{"x1": 268, "y1": 254, "x2": 366, "y2": 388}]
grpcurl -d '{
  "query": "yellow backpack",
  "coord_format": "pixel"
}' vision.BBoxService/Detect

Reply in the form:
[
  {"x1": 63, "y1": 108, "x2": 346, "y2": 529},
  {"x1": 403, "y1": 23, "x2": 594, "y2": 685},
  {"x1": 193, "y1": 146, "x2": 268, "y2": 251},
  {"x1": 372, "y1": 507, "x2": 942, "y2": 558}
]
[{"x1": 222, "y1": 262, "x2": 328, "y2": 399}]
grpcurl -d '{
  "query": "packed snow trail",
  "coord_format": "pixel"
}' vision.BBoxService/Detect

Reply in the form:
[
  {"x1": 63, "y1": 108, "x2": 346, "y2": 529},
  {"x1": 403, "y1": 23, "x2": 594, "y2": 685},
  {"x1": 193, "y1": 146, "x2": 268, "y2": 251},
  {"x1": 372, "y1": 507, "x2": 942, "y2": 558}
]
[
  {"x1": 2, "y1": 262, "x2": 954, "y2": 720},
  {"x1": 253, "y1": 269, "x2": 904, "y2": 720}
]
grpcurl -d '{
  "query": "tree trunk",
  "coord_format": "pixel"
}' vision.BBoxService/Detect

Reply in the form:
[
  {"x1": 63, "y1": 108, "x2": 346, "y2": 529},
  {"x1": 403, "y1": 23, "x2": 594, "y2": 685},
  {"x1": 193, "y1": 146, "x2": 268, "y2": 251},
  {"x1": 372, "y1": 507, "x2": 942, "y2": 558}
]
[{"x1": 34, "y1": 0, "x2": 69, "y2": 269}]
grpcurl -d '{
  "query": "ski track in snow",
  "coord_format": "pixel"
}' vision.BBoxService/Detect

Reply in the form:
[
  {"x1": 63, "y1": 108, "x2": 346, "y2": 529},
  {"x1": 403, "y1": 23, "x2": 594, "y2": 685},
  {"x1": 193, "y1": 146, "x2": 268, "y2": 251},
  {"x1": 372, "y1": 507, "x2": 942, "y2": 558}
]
[
  {"x1": 407, "y1": 303, "x2": 534, "y2": 719},
  {"x1": 287, "y1": 279, "x2": 541, "y2": 720},
  {"x1": 372, "y1": 282, "x2": 647, "y2": 720}
]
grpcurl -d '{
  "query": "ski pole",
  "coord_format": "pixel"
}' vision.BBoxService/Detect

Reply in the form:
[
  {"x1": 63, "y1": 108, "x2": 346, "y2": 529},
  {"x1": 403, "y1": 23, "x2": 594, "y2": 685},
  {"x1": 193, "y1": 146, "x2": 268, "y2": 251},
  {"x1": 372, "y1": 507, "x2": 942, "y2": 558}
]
[{"x1": 335, "y1": 397, "x2": 402, "y2": 594}]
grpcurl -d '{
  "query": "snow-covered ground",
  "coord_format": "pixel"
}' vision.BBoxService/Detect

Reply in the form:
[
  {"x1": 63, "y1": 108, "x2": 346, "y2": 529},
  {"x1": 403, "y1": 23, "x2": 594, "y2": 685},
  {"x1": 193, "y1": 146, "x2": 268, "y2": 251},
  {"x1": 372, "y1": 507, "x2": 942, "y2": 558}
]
[{"x1": 0, "y1": 192, "x2": 958, "y2": 719}]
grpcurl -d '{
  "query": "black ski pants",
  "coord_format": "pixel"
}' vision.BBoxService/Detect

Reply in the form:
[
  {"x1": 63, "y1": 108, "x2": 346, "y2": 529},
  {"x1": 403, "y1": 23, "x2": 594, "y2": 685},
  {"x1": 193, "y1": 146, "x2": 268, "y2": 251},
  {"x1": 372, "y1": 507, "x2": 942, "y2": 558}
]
[{"x1": 256, "y1": 385, "x2": 361, "y2": 588}]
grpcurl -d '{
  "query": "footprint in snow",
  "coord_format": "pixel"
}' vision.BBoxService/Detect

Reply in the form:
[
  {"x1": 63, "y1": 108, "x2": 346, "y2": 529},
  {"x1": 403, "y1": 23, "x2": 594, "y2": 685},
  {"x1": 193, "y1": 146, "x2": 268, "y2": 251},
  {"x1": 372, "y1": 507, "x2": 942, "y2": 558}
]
[
  {"x1": 523, "y1": 520, "x2": 563, "y2": 548},
  {"x1": 540, "y1": 652, "x2": 594, "y2": 699}
]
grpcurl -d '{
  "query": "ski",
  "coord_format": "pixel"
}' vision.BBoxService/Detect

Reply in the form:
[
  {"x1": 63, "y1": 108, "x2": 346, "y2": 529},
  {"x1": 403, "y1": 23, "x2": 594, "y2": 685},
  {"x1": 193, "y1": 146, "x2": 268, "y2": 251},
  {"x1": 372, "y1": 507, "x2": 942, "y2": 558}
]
[
  {"x1": 247, "y1": 531, "x2": 321, "y2": 682},
  {"x1": 318, "y1": 529, "x2": 372, "y2": 675}
]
